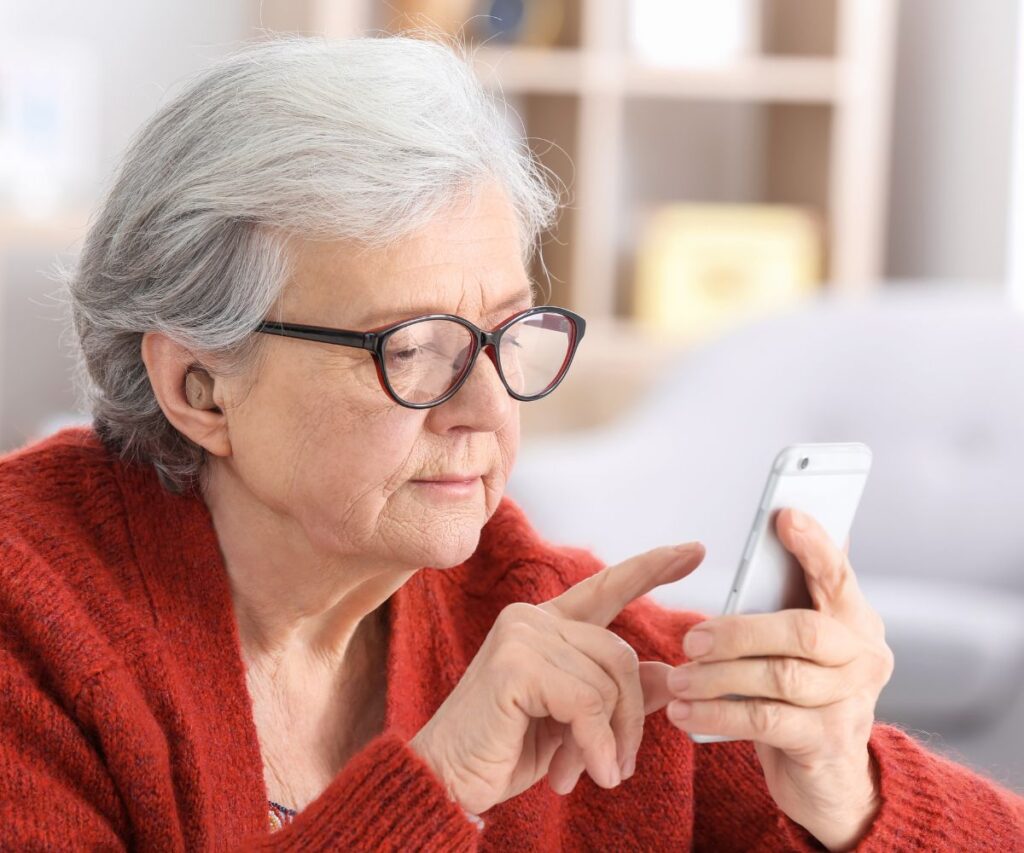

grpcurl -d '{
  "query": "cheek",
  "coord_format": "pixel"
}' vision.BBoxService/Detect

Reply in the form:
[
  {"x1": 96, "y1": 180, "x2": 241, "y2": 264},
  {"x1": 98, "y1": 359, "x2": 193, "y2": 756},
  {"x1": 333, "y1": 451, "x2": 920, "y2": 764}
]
[
  {"x1": 228, "y1": 356, "x2": 417, "y2": 511},
  {"x1": 226, "y1": 351, "x2": 519, "y2": 564},
  {"x1": 481, "y1": 410, "x2": 520, "y2": 514},
  {"x1": 297, "y1": 401, "x2": 423, "y2": 506},
  {"x1": 496, "y1": 411, "x2": 520, "y2": 478},
  {"x1": 275, "y1": 404, "x2": 431, "y2": 556}
]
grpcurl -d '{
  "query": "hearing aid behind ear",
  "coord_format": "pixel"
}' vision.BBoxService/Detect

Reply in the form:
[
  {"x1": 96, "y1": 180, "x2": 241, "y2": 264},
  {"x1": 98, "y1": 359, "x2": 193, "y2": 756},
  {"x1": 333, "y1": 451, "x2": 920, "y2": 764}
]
[{"x1": 185, "y1": 369, "x2": 219, "y2": 411}]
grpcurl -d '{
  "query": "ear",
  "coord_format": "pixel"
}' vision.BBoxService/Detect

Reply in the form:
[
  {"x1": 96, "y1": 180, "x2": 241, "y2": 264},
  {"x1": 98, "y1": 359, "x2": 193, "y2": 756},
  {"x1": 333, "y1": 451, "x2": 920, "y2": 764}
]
[{"x1": 141, "y1": 331, "x2": 232, "y2": 459}]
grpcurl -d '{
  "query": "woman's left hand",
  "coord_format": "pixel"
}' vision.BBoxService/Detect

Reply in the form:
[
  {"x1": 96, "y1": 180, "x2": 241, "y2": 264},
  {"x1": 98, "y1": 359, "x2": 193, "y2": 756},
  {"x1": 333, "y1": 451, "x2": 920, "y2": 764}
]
[{"x1": 665, "y1": 508, "x2": 894, "y2": 851}]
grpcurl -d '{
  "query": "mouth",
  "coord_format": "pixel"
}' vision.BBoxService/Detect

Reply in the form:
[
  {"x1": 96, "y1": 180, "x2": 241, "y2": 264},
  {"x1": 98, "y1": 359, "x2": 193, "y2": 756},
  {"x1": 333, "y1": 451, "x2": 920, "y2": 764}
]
[
  {"x1": 409, "y1": 473, "x2": 484, "y2": 498},
  {"x1": 413, "y1": 473, "x2": 483, "y2": 482}
]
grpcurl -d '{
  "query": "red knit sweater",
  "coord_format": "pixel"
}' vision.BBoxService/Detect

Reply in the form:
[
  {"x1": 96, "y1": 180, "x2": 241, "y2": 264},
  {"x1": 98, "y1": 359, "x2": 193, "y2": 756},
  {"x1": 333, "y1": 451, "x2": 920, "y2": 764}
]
[{"x1": 1, "y1": 428, "x2": 1021, "y2": 851}]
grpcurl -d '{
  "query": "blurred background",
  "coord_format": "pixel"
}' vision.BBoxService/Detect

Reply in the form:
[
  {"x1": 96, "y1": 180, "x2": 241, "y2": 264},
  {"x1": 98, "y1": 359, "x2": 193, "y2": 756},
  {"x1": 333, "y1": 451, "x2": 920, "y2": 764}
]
[{"x1": 1, "y1": 0, "x2": 1022, "y2": 792}]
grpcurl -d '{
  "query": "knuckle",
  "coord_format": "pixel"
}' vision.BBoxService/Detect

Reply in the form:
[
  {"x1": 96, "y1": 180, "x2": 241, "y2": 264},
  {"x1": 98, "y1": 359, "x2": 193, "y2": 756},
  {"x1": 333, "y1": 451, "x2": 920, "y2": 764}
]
[
  {"x1": 748, "y1": 700, "x2": 783, "y2": 736},
  {"x1": 593, "y1": 673, "x2": 619, "y2": 712},
  {"x1": 793, "y1": 610, "x2": 823, "y2": 657},
  {"x1": 625, "y1": 716, "x2": 646, "y2": 753},
  {"x1": 769, "y1": 656, "x2": 804, "y2": 701},
  {"x1": 497, "y1": 618, "x2": 536, "y2": 649},
  {"x1": 610, "y1": 637, "x2": 640, "y2": 673},
  {"x1": 575, "y1": 683, "x2": 607, "y2": 717},
  {"x1": 489, "y1": 619, "x2": 540, "y2": 671},
  {"x1": 873, "y1": 645, "x2": 896, "y2": 686},
  {"x1": 835, "y1": 701, "x2": 872, "y2": 747},
  {"x1": 498, "y1": 601, "x2": 540, "y2": 628}
]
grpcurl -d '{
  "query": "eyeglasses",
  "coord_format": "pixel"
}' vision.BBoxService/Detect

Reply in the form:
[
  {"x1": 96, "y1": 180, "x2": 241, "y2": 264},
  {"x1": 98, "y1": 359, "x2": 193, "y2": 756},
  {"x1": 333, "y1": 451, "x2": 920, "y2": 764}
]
[{"x1": 255, "y1": 306, "x2": 586, "y2": 409}]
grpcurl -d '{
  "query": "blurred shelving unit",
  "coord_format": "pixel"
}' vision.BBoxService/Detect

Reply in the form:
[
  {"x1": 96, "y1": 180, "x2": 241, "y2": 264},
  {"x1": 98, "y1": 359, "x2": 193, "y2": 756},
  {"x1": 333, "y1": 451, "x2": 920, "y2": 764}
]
[
  {"x1": 254, "y1": 0, "x2": 898, "y2": 431},
  {"x1": 257, "y1": 0, "x2": 897, "y2": 321}
]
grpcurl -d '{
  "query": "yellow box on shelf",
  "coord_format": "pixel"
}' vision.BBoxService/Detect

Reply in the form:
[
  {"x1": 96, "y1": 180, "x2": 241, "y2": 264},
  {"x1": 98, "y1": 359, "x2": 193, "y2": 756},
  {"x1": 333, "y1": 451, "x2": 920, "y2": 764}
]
[{"x1": 634, "y1": 203, "x2": 822, "y2": 345}]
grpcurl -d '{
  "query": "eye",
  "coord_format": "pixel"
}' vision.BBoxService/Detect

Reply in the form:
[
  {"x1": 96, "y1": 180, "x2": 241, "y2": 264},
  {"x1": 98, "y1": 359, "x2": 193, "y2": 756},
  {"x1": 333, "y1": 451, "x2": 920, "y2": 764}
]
[
  {"x1": 385, "y1": 346, "x2": 424, "y2": 373},
  {"x1": 390, "y1": 347, "x2": 419, "y2": 363}
]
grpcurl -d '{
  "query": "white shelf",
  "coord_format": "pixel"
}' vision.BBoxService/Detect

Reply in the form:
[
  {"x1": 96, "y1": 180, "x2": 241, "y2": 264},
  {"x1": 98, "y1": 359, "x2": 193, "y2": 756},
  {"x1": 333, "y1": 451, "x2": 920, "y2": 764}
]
[
  {"x1": 472, "y1": 47, "x2": 585, "y2": 95},
  {"x1": 286, "y1": 0, "x2": 899, "y2": 316},
  {"x1": 622, "y1": 56, "x2": 839, "y2": 103},
  {"x1": 473, "y1": 47, "x2": 840, "y2": 103}
]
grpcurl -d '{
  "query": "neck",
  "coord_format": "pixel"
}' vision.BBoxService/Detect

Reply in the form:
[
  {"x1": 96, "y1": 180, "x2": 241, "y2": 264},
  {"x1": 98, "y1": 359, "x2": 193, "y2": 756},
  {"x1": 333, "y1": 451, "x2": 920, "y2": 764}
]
[{"x1": 201, "y1": 466, "x2": 410, "y2": 670}]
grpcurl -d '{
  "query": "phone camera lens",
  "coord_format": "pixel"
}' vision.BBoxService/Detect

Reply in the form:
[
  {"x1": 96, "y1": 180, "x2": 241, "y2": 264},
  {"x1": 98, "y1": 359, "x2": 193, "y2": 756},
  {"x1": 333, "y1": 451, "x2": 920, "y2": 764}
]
[{"x1": 799, "y1": 457, "x2": 809, "y2": 470}]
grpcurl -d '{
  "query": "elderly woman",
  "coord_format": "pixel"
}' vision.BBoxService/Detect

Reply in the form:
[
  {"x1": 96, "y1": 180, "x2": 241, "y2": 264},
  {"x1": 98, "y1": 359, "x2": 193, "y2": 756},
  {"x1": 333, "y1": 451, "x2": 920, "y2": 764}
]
[{"x1": 0, "y1": 37, "x2": 1020, "y2": 851}]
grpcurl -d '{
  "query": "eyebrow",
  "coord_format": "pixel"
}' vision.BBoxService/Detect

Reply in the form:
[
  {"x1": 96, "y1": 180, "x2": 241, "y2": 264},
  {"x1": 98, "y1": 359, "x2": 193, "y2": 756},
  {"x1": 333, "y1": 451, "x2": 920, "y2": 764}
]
[{"x1": 358, "y1": 285, "x2": 536, "y2": 329}]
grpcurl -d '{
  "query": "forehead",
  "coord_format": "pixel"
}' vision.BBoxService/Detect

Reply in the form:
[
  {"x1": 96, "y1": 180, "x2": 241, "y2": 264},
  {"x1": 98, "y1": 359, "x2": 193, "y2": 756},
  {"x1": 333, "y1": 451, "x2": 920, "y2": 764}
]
[{"x1": 277, "y1": 184, "x2": 533, "y2": 328}]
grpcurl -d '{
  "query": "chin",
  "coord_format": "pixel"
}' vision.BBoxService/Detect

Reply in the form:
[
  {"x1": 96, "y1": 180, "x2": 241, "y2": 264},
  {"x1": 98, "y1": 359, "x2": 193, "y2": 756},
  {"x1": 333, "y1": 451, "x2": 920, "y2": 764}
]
[
  {"x1": 414, "y1": 513, "x2": 486, "y2": 569},
  {"x1": 388, "y1": 480, "x2": 498, "y2": 568}
]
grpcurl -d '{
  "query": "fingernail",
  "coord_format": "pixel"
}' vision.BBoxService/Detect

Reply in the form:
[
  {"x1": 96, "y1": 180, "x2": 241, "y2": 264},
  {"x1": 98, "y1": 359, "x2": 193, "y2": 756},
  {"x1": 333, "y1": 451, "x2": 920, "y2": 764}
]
[
  {"x1": 789, "y1": 509, "x2": 808, "y2": 531},
  {"x1": 684, "y1": 629, "x2": 713, "y2": 658},
  {"x1": 667, "y1": 666, "x2": 690, "y2": 693},
  {"x1": 608, "y1": 763, "x2": 621, "y2": 787},
  {"x1": 675, "y1": 541, "x2": 701, "y2": 553},
  {"x1": 668, "y1": 700, "x2": 692, "y2": 721},
  {"x1": 623, "y1": 756, "x2": 636, "y2": 779}
]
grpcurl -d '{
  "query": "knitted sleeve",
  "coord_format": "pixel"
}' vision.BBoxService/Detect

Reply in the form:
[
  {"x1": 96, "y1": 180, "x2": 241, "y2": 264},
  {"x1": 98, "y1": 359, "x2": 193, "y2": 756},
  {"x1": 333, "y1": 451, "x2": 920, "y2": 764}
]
[
  {"x1": 246, "y1": 733, "x2": 482, "y2": 851},
  {"x1": 691, "y1": 720, "x2": 1024, "y2": 851},
  {"x1": 682, "y1": 669, "x2": 1024, "y2": 850},
  {"x1": 793, "y1": 723, "x2": 1024, "y2": 851},
  {"x1": 0, "y1": 652, "x2": 130, "y2": 848}
]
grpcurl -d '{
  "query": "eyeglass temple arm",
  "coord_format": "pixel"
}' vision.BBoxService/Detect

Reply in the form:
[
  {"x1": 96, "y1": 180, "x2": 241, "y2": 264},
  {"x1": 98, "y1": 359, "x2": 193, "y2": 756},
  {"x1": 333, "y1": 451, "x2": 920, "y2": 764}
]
[{"x1": 257, "y1": 321, "x2": 376, "y2": 350}]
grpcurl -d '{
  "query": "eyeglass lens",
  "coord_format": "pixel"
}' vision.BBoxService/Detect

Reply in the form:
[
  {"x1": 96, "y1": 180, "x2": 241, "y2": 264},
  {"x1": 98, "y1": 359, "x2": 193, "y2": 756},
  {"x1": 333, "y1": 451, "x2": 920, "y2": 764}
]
[{"x1": 382, "y1": 311, "x2": 574, "y2": 405}]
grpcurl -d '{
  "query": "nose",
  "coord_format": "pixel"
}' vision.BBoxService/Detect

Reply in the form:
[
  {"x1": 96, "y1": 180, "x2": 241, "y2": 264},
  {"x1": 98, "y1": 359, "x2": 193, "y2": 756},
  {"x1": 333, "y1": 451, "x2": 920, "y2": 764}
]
[{"x1": 427, "y1": 343, "x2": 514, "y2": 433}]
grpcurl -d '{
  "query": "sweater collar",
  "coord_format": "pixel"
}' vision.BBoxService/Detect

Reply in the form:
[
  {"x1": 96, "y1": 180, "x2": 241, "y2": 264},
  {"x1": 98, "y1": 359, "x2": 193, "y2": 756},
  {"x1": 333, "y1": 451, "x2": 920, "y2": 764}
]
[{"x1": 109, "y1": 441, "x2": 463, "y2": 796}]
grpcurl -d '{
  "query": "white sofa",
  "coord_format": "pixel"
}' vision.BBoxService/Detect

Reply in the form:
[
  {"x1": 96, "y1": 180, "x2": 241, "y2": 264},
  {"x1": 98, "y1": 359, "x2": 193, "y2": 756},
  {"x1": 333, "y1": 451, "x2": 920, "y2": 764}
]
[{"x1": 508, "y1": 286, "x2": 1024, "y2": 789}]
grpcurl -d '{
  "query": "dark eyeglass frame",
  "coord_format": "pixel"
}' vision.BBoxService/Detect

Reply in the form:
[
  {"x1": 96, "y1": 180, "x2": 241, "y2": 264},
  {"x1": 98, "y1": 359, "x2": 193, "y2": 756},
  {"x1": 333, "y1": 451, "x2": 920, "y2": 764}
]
[{"x1": 255, "y1": 305, "x2": 586, "y2": 409}]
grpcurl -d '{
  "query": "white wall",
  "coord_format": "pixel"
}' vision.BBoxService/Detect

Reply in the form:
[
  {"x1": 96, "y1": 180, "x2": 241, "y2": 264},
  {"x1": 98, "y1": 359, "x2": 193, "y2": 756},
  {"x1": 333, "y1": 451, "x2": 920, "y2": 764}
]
[
  {"x1": 886, "y1": 0, "x2": 1021, "y2": 283},
  {"x1": 0, "y1": 0, "x2": 253, "y2": 200},
  {"x1": 1010, "y1": 0, "x2": 1024, "y2": 304},
  {"x1": 0, "y1": 0, "x2": 255, "y2": 450}
]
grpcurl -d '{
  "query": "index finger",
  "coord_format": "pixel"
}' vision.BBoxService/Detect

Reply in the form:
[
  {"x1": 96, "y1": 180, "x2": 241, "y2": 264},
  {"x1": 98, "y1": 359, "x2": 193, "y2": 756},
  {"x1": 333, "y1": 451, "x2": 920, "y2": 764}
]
[{"x1": 541, "y1": 542, "x2": 705, "y2": 627}]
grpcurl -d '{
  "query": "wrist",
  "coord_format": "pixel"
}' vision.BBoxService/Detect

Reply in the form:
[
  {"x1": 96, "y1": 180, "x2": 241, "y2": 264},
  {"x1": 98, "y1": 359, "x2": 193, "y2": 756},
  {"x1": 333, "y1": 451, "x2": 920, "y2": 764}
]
[
  {"x1": 802, "y1": 752, "x2": 881, "y2": 851},
  {"x1": 409, "y1": 728, "x2": 445, "y2": 789},
  {"x1": 409, "y1": 729, "x2": 475, "y2": 817}
]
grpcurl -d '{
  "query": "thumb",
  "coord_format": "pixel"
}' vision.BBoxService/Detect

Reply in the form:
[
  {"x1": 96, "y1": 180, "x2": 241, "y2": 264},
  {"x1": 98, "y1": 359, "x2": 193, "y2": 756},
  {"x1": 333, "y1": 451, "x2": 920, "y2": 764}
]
[{"x1": 639, "y1": 661, "x2": 675, "y2": 714}]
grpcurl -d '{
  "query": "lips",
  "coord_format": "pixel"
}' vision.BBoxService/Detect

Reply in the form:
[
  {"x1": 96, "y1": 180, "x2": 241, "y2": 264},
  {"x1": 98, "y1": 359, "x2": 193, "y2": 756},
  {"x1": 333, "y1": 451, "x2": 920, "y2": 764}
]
[{"x1": 411, "y1": 474, "x2": 483, "y2": 484}]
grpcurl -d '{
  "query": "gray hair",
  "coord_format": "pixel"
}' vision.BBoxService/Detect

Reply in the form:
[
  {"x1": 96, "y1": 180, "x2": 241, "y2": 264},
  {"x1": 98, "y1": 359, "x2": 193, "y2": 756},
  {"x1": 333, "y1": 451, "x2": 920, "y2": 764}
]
[{"x1": 64, "y1": 35, "x2": 560, "y2": 494}]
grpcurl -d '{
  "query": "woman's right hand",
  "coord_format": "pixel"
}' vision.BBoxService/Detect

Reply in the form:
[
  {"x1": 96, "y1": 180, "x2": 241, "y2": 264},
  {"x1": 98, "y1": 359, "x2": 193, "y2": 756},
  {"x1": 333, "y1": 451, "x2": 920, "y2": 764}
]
[{"x1": 408, "y1": 543, "x2": 705, "y2": 816}]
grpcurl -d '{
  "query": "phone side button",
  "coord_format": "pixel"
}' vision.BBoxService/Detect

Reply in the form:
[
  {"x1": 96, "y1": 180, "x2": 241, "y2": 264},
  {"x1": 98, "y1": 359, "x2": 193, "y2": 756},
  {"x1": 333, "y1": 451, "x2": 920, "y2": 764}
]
[{"x1": 742, "y1": 511, "x2": 764, "y2": 562}]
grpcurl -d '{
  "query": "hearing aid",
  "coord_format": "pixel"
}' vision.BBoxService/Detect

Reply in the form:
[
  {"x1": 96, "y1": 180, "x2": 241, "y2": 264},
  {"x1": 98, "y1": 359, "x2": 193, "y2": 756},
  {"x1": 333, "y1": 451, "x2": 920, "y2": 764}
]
[{"x1": 184, "y1": 369, "x2": 219, "y2": 411}]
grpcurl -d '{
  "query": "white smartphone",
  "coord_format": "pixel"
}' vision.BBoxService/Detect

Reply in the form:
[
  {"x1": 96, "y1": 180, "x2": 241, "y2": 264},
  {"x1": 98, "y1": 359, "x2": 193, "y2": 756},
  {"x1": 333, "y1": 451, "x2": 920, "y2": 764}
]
[{"x1": 688, "y1": 442, "x2": 872, "y2": 744}]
